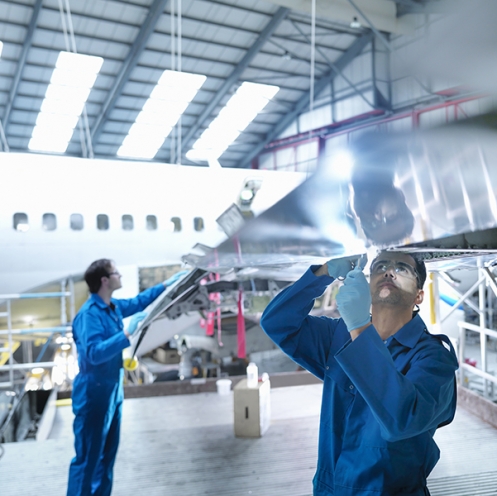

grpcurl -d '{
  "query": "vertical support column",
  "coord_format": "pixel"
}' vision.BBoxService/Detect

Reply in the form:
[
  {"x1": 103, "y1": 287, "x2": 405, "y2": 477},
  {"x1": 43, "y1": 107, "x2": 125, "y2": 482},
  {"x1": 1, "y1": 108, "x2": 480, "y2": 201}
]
[
  {"x1": 478, "y1": 260, "x2": 488, "y2": 396},
  {"x1": 68, "y1": 277, "x2": 76, "y2": 323},
  {"x1": 458, "y1": 323, "x2": 466, "y2": 387},
  {"x1": 371, "y1": 33, "x2": 391, "y2": 111},
  {"x1": 428, "y1": 272, "x2": 441, "y2": 333},
  {"x1": 7, "y1": 299, "x2": 13, "y2": 387},
  {"x1": 61, "y1": 279, "x2": 67, "y2": 326}
]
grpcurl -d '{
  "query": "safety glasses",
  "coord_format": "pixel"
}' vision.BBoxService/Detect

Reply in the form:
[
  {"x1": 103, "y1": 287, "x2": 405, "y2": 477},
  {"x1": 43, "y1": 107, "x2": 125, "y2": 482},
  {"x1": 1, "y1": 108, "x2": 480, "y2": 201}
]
[{"x1": 370, "y1": 260, "x2": 419, "y2": 285}]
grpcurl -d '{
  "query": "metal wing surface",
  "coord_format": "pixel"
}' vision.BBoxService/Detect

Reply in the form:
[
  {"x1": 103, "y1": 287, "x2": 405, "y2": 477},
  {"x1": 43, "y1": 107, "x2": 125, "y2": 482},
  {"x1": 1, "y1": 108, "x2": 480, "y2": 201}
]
[{"x1": 188, "y1": 112, "x2": 497, "y2": 276}]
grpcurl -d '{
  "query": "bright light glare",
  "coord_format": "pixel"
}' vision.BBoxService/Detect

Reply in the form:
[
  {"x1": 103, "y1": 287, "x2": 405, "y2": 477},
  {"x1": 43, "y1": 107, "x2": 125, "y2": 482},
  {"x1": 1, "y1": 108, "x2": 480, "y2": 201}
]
[
  {"x1": 331, "y1": 150, "x2": 355, "y2": 180},
  {"x1": 0, "y1": 41, "x2": 3, "y2": 58},
  {"x1": 117, "y1": 70, "x2": 206, "y2": 160},
  {"x1": 240, "y1": 189, "x2": 254, "y2": 201},
  {"x1": 29, "y1": 51, "x2": 103, "y2": 154},
  {"x1": 188, "y1": 82, "x2": 279, "y2": 161},
  {"x1": 31, "y1": 367, "x2": 44, "y2": 375}
]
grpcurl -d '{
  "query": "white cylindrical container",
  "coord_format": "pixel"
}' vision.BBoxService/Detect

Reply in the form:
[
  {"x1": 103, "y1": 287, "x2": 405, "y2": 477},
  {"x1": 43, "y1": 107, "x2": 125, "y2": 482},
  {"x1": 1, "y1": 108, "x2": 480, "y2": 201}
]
[
  {"x1": 216, "y1": 379, "x2": 232, "y2": 395},
  {"x1": 246, "y1": 362, "x2": 258, "y2": 388}
]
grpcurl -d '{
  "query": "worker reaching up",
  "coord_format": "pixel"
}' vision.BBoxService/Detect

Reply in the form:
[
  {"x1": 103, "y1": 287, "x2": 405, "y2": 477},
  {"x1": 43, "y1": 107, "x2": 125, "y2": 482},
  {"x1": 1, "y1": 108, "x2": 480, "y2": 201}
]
[
  {"x1": 261, "y1": 252, "x2": 458, "y2": 496},
  {"x1": 67, "y1": 259, "x2": 187, "y2": 496}
]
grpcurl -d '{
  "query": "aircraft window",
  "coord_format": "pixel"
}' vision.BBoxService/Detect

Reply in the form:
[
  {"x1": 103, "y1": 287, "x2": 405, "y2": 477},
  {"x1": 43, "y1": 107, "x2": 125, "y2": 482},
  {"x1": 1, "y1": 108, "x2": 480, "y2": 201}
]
[
  {"x1": 171, "y1": 217, "x2": 181, "y2": 232},
  {"x1": 70, "y1": 214, "x2": 84, "y2": 230},
  {"x1": 194, "y1": 217, "x2": 204, "y2": 232},
  {"x1": 97, "y1": 214, "x2": 109, "y2": 230},
  {"x1": 43, "y1": 213, "x2": 57, "y2": 231},
  {"x1": 13, "y1": 213, "x2": 29, "y2": 232},
  {"x1": 122, "y1": 215, "x2": 134, "y2": 231},
  {"x1": 146, "y1": 215, "x2": 157, "y2": 231}
]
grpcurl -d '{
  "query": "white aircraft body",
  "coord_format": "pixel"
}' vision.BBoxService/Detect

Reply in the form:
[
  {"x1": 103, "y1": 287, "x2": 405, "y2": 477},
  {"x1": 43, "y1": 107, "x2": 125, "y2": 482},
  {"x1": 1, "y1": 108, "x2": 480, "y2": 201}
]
[{"x1": 0, "y1": 152, "x2": 306, "y2": 295}]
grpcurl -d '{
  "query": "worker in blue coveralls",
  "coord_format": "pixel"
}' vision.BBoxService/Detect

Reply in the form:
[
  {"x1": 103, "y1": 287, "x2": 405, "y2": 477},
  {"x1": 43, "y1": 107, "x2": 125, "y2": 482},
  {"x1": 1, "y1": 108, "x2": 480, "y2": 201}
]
[
  {"x1": 67, "y1": 259, "x2": 187, "y2": 496},
  {"x1": 261, "y1": 251, "x2": 458, "y2": 496}
]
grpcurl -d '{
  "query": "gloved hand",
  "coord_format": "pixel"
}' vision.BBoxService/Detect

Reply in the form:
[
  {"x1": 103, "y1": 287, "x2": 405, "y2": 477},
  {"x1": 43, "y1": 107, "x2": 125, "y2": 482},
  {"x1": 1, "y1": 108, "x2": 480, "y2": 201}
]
[
  {"x1": 163, "y1": 270, "x2": 189, "y2": 287},
  {"x1": 336, "y1": 265, "x2": 371, "y2": 331},
  {"x1": 127, "y1": 311, "x2": 147, "y2": 336},
  {"x1": 327, "y1": 254, "x2": 367, "y2": 280}
]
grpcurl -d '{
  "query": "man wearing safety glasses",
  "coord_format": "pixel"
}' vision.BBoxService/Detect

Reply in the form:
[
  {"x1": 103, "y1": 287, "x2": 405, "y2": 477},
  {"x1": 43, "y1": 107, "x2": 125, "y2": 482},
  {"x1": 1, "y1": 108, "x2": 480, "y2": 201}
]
[{"x1": 261, "y1": 251, "x2": 458, "y2": 496}]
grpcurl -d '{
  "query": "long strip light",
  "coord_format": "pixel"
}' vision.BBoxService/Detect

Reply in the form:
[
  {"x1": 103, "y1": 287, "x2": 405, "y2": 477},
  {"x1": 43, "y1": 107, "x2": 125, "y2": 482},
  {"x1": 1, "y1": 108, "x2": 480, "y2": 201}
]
[
  {"x1": 0, "y1": 41, "x2": 3, "y2": 57},
  {"x1": 187, "y1": 82, "x2": 279, "y2": 162},
  {"x1": 117, "y1": 70, "x2": 206, "y2": 160},
  {"x1": 28, "y1": 51, "x2": 103, "y2": 153}
]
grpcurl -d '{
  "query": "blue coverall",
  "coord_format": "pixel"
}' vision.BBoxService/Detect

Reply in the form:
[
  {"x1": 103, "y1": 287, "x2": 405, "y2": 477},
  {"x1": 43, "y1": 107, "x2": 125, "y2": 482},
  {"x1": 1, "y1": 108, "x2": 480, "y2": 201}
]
[
  {"x1": 67, "y1": 284, "x2": 165, "y2": 496},
  {"x1": 260, "y1": 267, "x2": 458, "y2": 496}
]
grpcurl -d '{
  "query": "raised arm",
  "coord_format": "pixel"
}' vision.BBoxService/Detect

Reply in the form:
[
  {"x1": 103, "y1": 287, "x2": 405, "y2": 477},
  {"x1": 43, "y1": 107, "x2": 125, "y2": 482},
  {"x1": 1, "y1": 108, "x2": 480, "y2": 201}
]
[{"x1": 260, "y1": 266, "x2": 340, "y2": 379}]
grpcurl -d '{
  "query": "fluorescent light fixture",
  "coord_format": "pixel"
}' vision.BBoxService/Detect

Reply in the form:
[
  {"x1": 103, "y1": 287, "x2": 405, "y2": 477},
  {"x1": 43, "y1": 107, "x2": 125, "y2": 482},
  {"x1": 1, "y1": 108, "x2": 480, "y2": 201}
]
[
  {"x1": 187, "y1": 82, "x2": 279, "y2": 161},
  {"x1": 0, "y1": 41, "x2": 3, "y2": 58},
  {"x1": 117, "y1": 70, "x2": 206, "y2": 159},
  {"x1": 28, "y1": 51, "x2": 103, "y2": 153}
]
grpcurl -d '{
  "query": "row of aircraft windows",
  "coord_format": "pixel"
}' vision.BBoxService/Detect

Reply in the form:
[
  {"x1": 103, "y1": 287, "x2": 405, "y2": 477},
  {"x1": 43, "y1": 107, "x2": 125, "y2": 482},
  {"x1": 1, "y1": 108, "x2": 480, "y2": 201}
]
[{"x1": 12, "y1": 213, "x2": 206, "y2": 233}]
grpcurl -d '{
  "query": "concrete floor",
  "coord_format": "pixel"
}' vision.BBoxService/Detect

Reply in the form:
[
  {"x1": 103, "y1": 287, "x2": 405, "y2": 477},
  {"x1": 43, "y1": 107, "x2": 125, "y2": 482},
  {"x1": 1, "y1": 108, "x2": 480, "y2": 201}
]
[{"x1": 1, "y1": 383, "x2": 497, "y2": 496}]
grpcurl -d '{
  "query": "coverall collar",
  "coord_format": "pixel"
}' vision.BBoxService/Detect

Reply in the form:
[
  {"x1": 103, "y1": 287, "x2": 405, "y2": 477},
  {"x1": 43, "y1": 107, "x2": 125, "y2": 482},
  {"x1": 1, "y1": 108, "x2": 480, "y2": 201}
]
[
  {"x1": 89, "y1": 292, "x2": 113, "y2": 310},
  {"x1": 389, "y1": 313, "x2": 426, "y2": 349}
]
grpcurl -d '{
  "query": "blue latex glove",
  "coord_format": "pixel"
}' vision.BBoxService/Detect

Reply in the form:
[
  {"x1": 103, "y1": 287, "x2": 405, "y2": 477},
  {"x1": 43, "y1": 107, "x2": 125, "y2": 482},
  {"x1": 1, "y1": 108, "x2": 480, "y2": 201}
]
[
  {"x1": 327, "y1": 254, "x2": 367, "y2": 280},
  {"x1": 336, "y1": 265, "x2": 371, "y2": 331},
  {"x1": 127, "y1": 311, "x2": 147, "y2": 336},
  {"x1": 163, "y1": 270, "x2": 189, "y2": 287}
]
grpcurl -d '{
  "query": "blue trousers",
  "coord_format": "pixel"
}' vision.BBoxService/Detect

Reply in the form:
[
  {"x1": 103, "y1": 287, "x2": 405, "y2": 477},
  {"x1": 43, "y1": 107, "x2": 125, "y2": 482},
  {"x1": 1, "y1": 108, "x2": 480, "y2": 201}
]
[{"x1": 67, "y1": 374, "x2": 123, "y2": 496}]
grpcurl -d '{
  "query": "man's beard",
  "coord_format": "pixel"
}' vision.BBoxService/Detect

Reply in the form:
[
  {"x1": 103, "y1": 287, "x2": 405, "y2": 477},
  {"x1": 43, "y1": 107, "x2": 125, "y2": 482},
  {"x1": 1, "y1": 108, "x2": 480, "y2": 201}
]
[{"x1": 371, "y1": 284, "x2": 417, "y2": 308}]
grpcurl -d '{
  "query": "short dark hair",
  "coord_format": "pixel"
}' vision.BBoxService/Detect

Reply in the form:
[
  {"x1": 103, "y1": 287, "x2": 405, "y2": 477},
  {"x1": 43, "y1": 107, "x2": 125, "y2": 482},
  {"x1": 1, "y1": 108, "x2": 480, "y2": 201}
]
[
  {"x1": 411, "y1": 255, "x2": 427, "y2": 290},
  {"x1": 84, "y1": 259, "x2": 113, "y2": 293}
]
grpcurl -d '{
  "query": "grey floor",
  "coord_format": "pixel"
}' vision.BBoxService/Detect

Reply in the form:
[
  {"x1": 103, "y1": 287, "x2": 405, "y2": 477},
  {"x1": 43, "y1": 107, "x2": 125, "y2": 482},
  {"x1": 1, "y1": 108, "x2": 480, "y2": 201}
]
[{"x1": 1, "y1": 384, "x2": 497, "y2": 496}]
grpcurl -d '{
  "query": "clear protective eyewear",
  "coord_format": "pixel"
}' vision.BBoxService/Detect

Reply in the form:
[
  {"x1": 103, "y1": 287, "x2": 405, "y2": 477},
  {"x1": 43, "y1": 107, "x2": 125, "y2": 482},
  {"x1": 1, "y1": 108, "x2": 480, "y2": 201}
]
[
  {"x1": 370, "y1": 260, "x2": 419, "y2": 282},
  {"x1": 106, "y1": 271, "x2": 121, "y2": 277}
]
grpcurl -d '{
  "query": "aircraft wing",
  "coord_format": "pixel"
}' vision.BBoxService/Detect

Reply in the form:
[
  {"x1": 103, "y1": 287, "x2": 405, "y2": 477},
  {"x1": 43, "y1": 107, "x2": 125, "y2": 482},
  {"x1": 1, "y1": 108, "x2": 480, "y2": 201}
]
[
  {"x1": 186, "y1": 112, "x2": 497, "y2": 276},
  {"x1": 132, "y1": 112, "x2": 497, "y2": 357}
]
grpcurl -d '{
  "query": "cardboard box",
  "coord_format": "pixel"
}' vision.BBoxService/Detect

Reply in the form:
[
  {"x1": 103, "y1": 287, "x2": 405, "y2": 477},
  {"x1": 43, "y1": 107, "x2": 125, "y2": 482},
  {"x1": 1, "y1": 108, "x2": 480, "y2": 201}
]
[
  {"x1": 233, "y1": 378, "x2": 271, "y2": 438},
  {"x1": 154, "y1": 348, "x2": 180, "y2": 364}
]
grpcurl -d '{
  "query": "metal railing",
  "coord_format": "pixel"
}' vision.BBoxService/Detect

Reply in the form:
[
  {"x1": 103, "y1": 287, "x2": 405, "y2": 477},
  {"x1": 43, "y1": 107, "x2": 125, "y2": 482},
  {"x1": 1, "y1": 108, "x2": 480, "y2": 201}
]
[
  {"x1": 0, "y1": 281, "x2": 75, "y2": 389},
  {"x1": 449, "y1": 261, "x2": 497, "y2": 399}
]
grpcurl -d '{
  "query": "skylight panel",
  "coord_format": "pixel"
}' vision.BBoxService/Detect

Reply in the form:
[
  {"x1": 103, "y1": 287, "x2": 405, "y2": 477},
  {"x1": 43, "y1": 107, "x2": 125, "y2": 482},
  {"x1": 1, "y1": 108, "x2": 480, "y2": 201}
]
[
  {"x1": 117, "y1": 70, "x2": 206, "y2": 160},
  {"x1": 187, "y1": 82, "x2": 279, "y2": 162},
  {"x1": 28, "y1": 51, "x2": 103, "y2": 154}
]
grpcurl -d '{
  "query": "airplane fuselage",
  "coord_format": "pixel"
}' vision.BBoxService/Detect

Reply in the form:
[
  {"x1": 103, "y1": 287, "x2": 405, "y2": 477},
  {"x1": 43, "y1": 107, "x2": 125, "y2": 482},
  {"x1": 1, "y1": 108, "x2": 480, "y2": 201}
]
[{"x1": 0, "y1": 152, "x2": 306, "y2": 294}]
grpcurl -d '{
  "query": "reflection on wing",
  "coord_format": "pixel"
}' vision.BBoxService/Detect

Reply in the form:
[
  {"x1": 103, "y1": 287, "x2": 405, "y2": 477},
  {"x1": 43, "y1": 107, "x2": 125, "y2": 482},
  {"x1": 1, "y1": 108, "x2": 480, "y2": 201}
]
[{"x1": 189, "y1": 111, "x2": 497, "y2": 275}]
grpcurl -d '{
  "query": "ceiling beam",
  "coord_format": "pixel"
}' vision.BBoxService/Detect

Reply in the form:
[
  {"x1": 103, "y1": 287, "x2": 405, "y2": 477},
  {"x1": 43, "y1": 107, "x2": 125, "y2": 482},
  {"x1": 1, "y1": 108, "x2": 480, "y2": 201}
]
[
  {"x1": 266, "y1": 0, "x2": 416, "y2": 35},
  {"x1": 236, "y1": 31, "x2": 373, "y2": 169},
  {"x1": 90, "y1": 0, "x2": 169, "y2": 148},
  {"x1": 178, "y1": 6, "x2": 289, "y2": 158},
  {"x1": 2, "y1": 0, "x2": 43, "y2": 133},
  {"x1": 395, "y1": 0, "x2": 446, "y2": 16}
]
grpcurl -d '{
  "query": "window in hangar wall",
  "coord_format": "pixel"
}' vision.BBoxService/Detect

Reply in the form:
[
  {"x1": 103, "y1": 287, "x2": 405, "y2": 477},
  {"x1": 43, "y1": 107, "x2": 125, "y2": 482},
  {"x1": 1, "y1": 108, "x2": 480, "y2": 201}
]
[
  {"x1": 122, "y1": 215, "x2": 134, "y2": 230},
  {"x1": 97, "y1": 214, "x2": 109, "y2": 231},
  {"x1": 194, "y1": 217, "x2": 204, "y2": 232},
  {"x1": 13, "y1": 213, "x2": 29, "y2": 232},
  {"x1": 42, "y1": 213, "x2": 57, "y2": 231},
  {"x1": 171, "y1": 217, "x2": 181, "y2": 232},
  {"x1": 146, "y1": 215, "x2": 157, "y2": 230},
  {"x1": 70, "y1": 213, "x2": 84, "y2": 230}
]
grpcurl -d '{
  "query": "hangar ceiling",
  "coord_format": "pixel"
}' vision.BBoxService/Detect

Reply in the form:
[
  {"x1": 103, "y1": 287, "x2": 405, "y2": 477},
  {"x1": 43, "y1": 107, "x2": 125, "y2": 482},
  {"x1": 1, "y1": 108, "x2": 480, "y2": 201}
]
[{"x1": 0, "y1": 0, "x2": 443, "y2": 168}]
